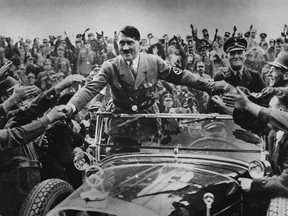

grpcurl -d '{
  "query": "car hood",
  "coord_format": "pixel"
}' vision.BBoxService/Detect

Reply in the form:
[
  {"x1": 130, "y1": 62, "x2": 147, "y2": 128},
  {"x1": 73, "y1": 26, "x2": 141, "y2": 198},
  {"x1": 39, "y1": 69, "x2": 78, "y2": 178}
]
[{"x1": 48, "y1": 155, "x2": 246, "y2": 216}]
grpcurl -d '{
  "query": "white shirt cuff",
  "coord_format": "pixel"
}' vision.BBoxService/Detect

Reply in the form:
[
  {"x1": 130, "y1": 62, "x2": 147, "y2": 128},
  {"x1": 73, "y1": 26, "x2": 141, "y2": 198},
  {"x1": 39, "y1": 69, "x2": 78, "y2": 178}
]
[{"x1": 67, "y1": 103, "x2": 76, "y2": 113}]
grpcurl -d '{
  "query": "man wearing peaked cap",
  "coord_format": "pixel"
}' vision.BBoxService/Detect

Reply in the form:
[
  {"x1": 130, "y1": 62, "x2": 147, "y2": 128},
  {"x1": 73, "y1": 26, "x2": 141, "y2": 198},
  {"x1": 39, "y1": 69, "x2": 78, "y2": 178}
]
[
  {"x1": 223, "y1": 37, "x2": 248, "y2": 53},
  {"x1": 260, "y1": 33, "x2": 267, "y2": 39},
  {"x1": 259, "y1": 33, "x2": 267, "y2": 47},
  {"x1": 76, "y1": 34, "x2": 83, "y2": 42},
  {"x1": 87, "y1": 33, "x2": 95, "y2": 41},
  {"x1": 42, "y1": 39, "x2": 48, "y2": 44},
  {"x1": 214, "y1": 37, "x2": 265, "y2": 93},
  {"x1": 204, "y1": 121, "x2": 227, "y2": 139}
]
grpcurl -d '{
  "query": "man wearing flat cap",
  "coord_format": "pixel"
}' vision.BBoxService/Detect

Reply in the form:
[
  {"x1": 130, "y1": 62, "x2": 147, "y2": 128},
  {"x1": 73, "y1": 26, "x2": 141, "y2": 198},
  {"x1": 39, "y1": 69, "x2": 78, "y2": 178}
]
[
  {"x1": 214, "y1": 37, "x2": 265, "y2": 93},
  {"x1": 61, "y1": 25, "x2": 233, "y2": 153}
]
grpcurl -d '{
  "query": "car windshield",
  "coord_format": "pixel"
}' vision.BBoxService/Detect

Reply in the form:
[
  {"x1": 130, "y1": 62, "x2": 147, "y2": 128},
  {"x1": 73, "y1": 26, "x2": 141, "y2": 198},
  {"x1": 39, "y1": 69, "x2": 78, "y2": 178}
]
[{"x1": 95, "y1": 113, "x2": 261, "y2": 163}]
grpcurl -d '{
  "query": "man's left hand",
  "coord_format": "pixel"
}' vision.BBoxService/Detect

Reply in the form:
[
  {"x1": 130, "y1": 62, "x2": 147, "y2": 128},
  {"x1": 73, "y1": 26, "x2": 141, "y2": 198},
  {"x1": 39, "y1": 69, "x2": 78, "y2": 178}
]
[{"x1": 238, "y1": 178, "x2": 253, "y2": 192}]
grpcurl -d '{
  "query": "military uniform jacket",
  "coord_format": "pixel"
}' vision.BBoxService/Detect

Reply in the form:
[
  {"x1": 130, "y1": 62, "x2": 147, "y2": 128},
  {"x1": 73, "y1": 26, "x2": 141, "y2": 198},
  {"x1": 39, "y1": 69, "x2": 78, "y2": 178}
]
[
  {"x1": 69, "y1": 53, "x2": 218, "y2": 113},
  {"x1": 53, "y1": 57, "x2": 71, "y2": 76},
  {"x1": 77, "y1": 49, "x2": 97, "y2": 76},
  {"x1": 214, "y1": 67, "x2": 265, "y2": 93},
  {"x1": 251, "y1": 132, "x2": 288, "y2": 199}
]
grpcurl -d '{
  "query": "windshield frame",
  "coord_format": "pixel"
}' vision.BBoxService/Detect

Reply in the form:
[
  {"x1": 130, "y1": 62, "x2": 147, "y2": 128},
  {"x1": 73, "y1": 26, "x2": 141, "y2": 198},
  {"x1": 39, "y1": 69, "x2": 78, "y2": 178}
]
[{"x1": 92, "y1": 112, "x2": 261, "y2": 162}]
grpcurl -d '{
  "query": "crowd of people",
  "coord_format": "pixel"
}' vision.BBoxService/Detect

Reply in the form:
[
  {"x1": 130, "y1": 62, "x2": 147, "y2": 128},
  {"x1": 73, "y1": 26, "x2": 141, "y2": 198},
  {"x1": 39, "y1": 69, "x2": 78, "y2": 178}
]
[{"x1": 0, "y1": 23, "x2": 288, "y2": 216}]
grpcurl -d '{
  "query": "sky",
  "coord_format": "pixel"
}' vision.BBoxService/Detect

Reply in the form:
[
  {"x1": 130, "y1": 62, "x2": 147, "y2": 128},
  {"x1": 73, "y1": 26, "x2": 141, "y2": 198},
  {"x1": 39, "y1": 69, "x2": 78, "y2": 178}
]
[{"x1": 1, "y1": 0, "x2": 288, "y2": 43}]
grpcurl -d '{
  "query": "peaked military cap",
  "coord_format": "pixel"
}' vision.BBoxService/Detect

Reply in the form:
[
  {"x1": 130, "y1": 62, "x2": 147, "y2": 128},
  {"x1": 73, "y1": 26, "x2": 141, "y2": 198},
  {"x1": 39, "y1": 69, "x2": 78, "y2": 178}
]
[
  {"x1": 199, "y1": 39, "x2": 210, "y2": 50},
  {"x1": 223, "y1": 37, "x2": 247, "y2": 53},
  {"x1": 224, "y1": 32, "x2": 230, "y2": 37},
  {"x1": 244, "y1": 32, "x2": 250, "y2": 37},
  {"x1": 260, "y1": 33, "x2": 267, "y2": 38}
]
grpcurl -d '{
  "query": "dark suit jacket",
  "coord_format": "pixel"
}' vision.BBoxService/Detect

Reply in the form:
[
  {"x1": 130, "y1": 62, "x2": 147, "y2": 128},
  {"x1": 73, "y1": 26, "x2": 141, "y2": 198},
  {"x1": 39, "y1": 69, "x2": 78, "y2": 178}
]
[
  {"x1": 214, "y1": 67, "x2": 265, "y2": 93},
  {"x1": 251, "y1": 132, "x2": 288, "y2": 199}
]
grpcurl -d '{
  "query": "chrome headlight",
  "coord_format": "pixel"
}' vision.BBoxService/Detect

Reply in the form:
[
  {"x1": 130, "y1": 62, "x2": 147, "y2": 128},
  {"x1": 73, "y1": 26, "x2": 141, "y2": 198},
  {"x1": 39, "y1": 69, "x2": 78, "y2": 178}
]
[
  {"x1": 248, "y1": 159, "x2": 271, "y2": 179},
  {"x1": 74, "y1": 151, "x2": 94, "y2": 171}
]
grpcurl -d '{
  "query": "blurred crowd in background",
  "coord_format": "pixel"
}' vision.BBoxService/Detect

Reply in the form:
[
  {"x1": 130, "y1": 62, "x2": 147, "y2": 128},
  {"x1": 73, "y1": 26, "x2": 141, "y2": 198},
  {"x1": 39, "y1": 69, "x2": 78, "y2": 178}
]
[{"x1": 0, "y1": 22, "x2": 288, "y2": 216}]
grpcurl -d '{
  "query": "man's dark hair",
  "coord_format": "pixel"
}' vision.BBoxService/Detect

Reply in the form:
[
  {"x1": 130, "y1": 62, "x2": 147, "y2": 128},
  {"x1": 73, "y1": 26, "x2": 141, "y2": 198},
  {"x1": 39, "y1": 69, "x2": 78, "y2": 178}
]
[{"x1": 119, "y1": 26, "x2": 140, "y2": 41}]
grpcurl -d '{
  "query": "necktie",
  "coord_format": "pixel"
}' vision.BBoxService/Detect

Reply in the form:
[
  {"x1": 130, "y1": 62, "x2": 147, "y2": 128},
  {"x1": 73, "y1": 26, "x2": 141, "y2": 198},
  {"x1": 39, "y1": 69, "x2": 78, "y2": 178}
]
[
  {"x1": 129, "y1": 62, "x2": 137, "y2": 78},
  {"x1": 58, "y1": 58, "x2": 61, "y2": 71},
  {"x1": 236, "y1": 71, "x2": 242, "y2": 82}
]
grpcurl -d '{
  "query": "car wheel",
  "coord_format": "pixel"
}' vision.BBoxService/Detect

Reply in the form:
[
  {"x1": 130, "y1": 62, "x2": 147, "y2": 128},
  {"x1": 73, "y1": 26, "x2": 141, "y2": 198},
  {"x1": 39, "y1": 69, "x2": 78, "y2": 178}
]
[
  {"x1": 267, "y1": 197, "x2": 288, "y2": 216},
  {"x1": 19, "y1": 178, "x2": 74, "y2": 216}
]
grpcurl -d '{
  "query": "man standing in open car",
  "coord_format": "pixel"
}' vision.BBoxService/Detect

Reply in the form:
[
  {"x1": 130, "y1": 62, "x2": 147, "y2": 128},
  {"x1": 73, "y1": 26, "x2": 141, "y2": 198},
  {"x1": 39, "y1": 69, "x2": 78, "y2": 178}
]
[{"x1": 62, "y1": 25, "x2": 233, "y2": 154}]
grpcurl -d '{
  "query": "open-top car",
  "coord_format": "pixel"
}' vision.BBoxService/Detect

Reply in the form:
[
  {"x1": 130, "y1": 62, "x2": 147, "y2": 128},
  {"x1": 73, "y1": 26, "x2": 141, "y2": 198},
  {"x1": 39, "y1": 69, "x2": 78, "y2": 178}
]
[{"x1": 20, "y1": 113, "x2": 286, "y2": 216}]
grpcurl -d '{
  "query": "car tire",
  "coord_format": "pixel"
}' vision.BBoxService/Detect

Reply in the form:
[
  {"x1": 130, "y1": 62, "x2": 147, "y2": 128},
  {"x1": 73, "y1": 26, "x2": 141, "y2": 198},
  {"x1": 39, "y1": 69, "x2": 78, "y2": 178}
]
[
  {"x1": 19, "y1": 178, "x2": 74, "y2": 216},
  {"x1": 267, "y1": 197, "x2": 288, "y2": 216}
]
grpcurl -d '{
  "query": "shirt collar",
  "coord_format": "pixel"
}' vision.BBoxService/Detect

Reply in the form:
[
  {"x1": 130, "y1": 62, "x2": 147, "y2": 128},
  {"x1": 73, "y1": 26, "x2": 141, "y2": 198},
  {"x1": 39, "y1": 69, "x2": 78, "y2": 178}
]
[
  {"x1": 230, "y1": 66, "x2": 244, "y2": 76},
  {"x1": 126, "y1": 54, "x2": 140, "y2": 70},
  {"x1": 276, "y1": 130, "x2": 285, "y2": 141}
]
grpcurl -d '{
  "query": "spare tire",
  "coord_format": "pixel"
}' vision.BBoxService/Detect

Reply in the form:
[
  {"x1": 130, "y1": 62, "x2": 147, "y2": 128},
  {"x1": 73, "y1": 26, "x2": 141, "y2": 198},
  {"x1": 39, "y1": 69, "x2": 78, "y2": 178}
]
[
  {"x1": 266, "y1": 197, "x2": 288, "y2": 216},
  {"x1": 19, "y1": 178, "x2": 74, "y2": 216}
]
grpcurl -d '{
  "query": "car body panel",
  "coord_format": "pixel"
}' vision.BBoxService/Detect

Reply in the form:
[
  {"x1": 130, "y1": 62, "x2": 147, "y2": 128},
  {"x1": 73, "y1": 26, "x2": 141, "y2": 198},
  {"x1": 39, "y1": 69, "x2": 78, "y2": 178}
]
[
  {"x1": 48, "y1": 154, "x2": 246, "y2": 216},
  {"x1": 47, "y1": 114, "x2": 263, "y2": 216}
]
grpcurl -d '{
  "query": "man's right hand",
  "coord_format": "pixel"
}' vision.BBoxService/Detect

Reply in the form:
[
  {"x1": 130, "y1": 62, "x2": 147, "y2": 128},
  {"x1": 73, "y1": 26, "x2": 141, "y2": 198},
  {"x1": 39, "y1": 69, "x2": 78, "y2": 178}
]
[
  {"x1": 222, "y1": 87, "x2": 250, "y2": 110},
  {"x1": 46, "y1": 105, "x2": 68, "y2": 122},
  {"x1": 211, "y1": 95, "x2": 234, "y2": 115},
  {"x1": 59, "y1": 104, "x2": 73, "y2": 115}
]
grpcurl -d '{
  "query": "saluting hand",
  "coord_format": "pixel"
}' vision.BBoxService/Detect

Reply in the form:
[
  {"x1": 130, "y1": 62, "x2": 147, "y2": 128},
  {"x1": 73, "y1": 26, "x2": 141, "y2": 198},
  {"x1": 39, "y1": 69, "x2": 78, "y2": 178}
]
[
  {"x1": 0, "y1": 61, "x2": 12, "y2": 81},
  {"x1": 12, "y1": 83, "x2": 39, "y2": 103},
  {"x1": 55, "y1": 74, "x2": 85, "y2": 94}
]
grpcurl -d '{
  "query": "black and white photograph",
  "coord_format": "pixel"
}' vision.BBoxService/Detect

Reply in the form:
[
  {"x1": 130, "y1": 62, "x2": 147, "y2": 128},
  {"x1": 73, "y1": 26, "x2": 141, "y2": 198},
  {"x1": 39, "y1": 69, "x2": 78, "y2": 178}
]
[{"x1": 0, "y1": 0, "x2": 288, "y2": 215}]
